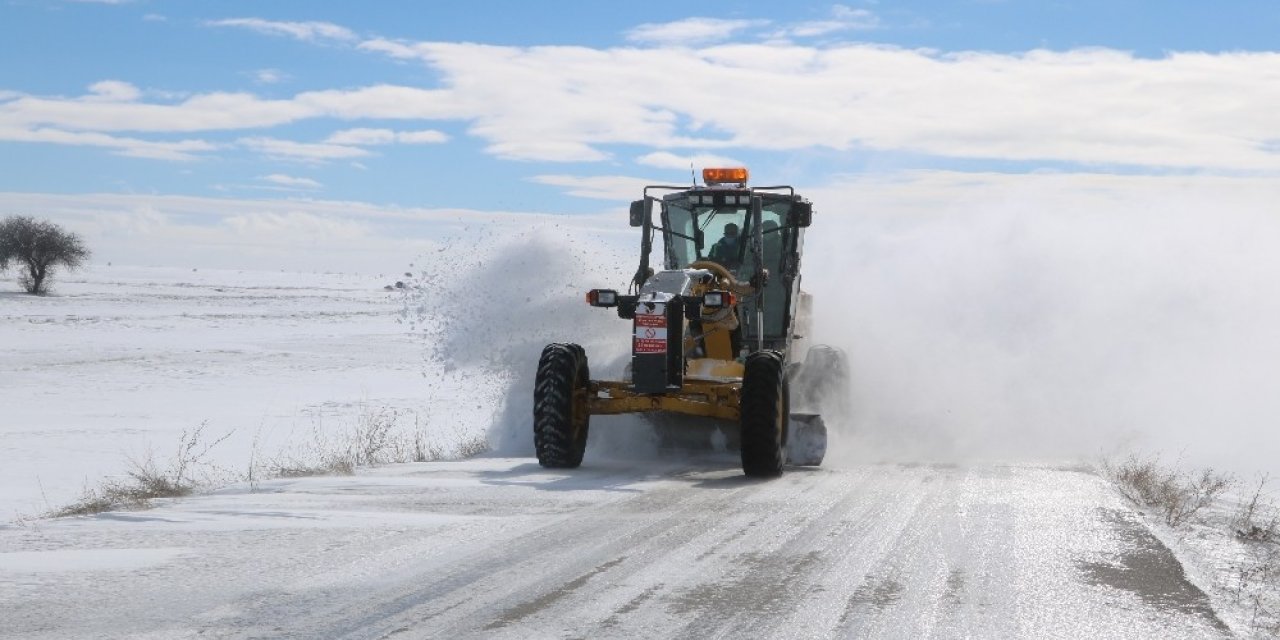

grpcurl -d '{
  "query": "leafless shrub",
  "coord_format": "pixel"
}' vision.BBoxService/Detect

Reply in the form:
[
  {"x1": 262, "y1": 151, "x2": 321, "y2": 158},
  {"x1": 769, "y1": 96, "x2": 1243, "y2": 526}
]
[
  {"x1": 252, "y1": 422, "x2": 355, "y2": 482},
  {"x1": 249, "y1": 406, "x2": 406, "y2": 482},
  {"x1": 49, "y1": 423, "x2": 231, "y2": 517},
  {"x1": 412, "y1": 416, "x2": 446, "y2": 462},
  {"x1": 1103, "y1": 454, "x2": 1234, "y2": 527},
  {"x1": 1168, "y1": 468, "x2": 1234, "y2": 528},
  {"x1": 1229, "y1": 543, "x2": 1280, "y2": 635},
  {"x1": 1233, "y1": 475, "x2": 1280, "y2": 544},
  {"x1": 453, "y1": 431, "x2": 490, "y2": 459},
  {"x1": 347, "y1": 405, "x2": 397, "y2": 466},
  {"x1": 262, "y1": 458, "x2": 355, "y2": 479}
]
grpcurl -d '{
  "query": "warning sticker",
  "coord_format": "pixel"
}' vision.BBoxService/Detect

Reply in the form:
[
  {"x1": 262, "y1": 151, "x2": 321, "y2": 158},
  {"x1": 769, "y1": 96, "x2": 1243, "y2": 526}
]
[{"x1": 634, "y1": 304, "x2": 667, "y2": 354}]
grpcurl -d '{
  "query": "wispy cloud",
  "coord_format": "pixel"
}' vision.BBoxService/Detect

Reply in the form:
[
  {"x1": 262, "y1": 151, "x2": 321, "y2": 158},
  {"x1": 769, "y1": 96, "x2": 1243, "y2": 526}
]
[
  {"x1": 259, "y1": 173, "x2": 322, "y2": 189},
  {"x1": 84, "y1": 80, "x2": 141, "y2": 102},
  {"x1": 205, "y1": 18, "x2": 356, "y2": 43},
  {"x1": 0, "y1": 83, "x2": 465, "y2": 133},
  {"x1": 622, "y1": 7, "x2": 878, "y2": 46},
  {"x1": 252, "y1": 69, "x2": 288, "y2": 85},
  {"x1": 223, "y1": 211, "x2": 367, "y2": 240},
  {"x1": 357, "y1": 38, "x2": 425, "y2": 60},
  {"x1": 529, "y1": 175, "x2": 657, "y2": 200},
  {"x1": 397, "y1": 130, "x2": 449, "y2": 144},
  {"x1": 238, "y1": 137, "x2": 369, "y2": 162},
  {"x1": 626, "y1": 18, "x2": 768, "y2": 46},
  {"x1": 0, "y1": 124, "x2": 215, "y2": 161},
  {"x1": 325, "y1": 128, "x2": 448, "y2": 145},
  {"x1": 771, "y1": 5, "x2": 880, "y2": 38},
  {"x1": 637, "y1": 151, "x2": 744, "y2": 171}
]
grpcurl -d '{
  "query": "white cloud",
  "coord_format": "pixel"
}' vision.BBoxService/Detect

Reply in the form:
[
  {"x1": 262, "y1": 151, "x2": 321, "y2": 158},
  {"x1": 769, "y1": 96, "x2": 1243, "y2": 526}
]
[
  {"x1": 0, "y1": 89, "x2": 310, "y2": 132},
  {"x1": 325, "y1": 128, "x2": 449, "y2": 146},
  {"x1": 772, "y1": 5, "x2": 880, "y2": 38},
  {"x1": 224, "y1": 210, "x2": 367, "y2": 240},
  {"x1": 399, "y1": 42, "x2": 1280, "y2": 170},
  {"x1": 142, "y1": 13, "x2": 167, "y2": 22},
  {"x1": 357, "y1": 38, "x2": 425, "y2": 60},
  {"x1": 205, "y1": 18, "x2": 356, "y2": 43},
  {"x1": 626, "y1": 18, "x2": 767, "y2": 46},
  {"x1": 637, "y1": 151, "x2": 744, "y2": 171},
  {"x1": 0, "y1": 190, "x2": 624, "y2": 271},
  {"x1": 396, "y1": 129, "x2": 449, "y2": 144},
  {"x1": 259, "y1": 174, "x2": 322, "y2": 189},
  {"x1": 238, "y1": 137, "x2": 369, "y2": 161},
  {"x1": 486, "y1": 140, "x2": 610, "y2": 163},
  {"x1": 0, "y1": 83, "x2": 461, "y2": 135},
  {"x1": 85, "y1": 80, "x2": 141, "y2": 102},
  {"x1": 0, "y1": 124, "x2": 215, "y2": 161},
  {"x1": 4, "y1": 41, "x2": 1280, "y2": 171},
  {"x1": 529, "y1": 175, "x2": 657, "y2": 200},
  {"x1": 253, "y1": 69, "x2": 288, "y2": 85},
  {"x1": 326, "y1": 128, "x2": 396, "y2": 145}
]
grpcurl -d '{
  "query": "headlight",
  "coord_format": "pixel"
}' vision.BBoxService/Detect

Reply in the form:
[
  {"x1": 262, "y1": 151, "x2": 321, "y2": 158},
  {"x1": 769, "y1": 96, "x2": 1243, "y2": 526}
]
[
  {"x1": 586, "y1": 289, "x2": 619, "y2": 307},
  {"x1": 702, "y1": 290, "x2": 735, "y2": 308}
]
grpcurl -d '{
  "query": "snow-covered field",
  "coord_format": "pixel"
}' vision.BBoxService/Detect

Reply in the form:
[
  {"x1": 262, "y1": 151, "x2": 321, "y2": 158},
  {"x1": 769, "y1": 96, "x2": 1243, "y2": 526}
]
[
  {"x1": 2, "y1": 236, "x2": 1276, "y2": 638},
  {"x1": 0, "y1": 265, "x2": 484, "y2": 519}
]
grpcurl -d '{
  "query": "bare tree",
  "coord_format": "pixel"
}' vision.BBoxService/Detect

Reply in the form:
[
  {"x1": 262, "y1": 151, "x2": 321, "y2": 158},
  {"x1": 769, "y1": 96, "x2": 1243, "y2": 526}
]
[{"x1": 0, "y1": 216, "x2": 90, "y2": 295}]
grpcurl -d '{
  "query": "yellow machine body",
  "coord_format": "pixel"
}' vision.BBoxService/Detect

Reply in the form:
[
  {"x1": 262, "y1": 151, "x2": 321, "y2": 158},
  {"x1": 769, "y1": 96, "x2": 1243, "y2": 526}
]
[{"x1": 588, "y1": 376, "x2": 742, "y2": 421}]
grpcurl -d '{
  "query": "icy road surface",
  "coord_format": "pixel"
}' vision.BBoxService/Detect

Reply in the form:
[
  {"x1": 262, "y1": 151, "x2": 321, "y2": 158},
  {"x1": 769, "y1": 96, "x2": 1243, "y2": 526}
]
[{"x1": 1, "y1": 457, "x2": 1229, "y2": 639}]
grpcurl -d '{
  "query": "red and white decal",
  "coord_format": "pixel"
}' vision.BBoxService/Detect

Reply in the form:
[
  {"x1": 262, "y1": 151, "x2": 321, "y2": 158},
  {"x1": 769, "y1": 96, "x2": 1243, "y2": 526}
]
[{"x1": 634, "y1": 304, "x2": 667, "y2": 354}]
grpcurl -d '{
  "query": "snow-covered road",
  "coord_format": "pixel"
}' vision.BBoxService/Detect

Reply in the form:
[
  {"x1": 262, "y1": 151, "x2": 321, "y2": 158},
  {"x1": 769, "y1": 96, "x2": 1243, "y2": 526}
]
[{"x1": 1, "y1": 457, "x2": 1229, "y2": 639}]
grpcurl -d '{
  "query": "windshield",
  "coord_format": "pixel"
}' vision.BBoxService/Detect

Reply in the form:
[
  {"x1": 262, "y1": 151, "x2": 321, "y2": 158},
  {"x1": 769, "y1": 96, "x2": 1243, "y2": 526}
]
[{"x1": 664, "y1": 197, "x2": 793, "y2": 281}]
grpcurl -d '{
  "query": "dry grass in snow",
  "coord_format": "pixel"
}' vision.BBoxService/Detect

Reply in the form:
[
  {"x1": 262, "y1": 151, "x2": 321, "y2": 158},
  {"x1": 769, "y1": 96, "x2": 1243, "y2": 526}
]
[
  {"x1": 1103, "y1": 454, "x2": 1232, "y2": 527},
  {"x1": 1103, "y1": 456, "x2": 1280, "y2": 637},
  {"x1": 49, "y1": 408, "x2": 490, "y2": 518}
]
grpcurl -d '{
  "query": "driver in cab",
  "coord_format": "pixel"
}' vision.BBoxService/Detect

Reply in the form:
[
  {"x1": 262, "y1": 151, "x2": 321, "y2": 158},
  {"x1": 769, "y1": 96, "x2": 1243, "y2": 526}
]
[{"x1": 708, "y1": 222, "x2": 740, "y2": 269}]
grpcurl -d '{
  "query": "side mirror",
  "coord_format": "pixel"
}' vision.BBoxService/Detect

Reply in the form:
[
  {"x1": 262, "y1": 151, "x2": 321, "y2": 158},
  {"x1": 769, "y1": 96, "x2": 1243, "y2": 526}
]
[
  {"x1": 789, "y1": 202, "x2": 813, "y2": 228},
  {"x1": 629, "y1": 199, "x2": 651, "y2": 227}
]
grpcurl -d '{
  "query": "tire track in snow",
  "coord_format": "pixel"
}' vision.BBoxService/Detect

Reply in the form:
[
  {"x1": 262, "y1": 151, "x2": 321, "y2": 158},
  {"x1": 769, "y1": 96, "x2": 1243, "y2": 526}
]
[{"x1": 1, "y1": 460, "x2": 1235, "y2": 639}]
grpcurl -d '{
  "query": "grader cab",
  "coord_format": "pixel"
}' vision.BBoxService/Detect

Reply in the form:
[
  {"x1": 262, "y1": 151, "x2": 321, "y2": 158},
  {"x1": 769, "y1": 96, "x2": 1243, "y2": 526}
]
[{"x1": 534, "y1": 168, "x2": 848, "y2": 477}]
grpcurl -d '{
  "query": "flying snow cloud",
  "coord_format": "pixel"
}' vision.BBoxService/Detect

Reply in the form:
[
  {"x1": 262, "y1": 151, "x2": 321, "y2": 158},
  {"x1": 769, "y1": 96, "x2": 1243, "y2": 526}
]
[{"x1": 802, "y1": 171, "x2": 1280, "y2": 479}]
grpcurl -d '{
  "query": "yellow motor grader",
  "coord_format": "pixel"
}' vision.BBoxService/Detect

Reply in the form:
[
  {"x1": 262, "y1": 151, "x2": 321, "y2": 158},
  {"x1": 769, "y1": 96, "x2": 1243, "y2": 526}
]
[{"x1": 534, "y1": 168, "x2": 848, "y2": 477}]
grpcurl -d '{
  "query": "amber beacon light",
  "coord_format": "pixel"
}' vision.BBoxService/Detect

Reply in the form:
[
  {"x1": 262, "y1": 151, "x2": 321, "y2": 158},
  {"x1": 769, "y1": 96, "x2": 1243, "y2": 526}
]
[{"x1": 702, "y1": 167, "x2": 749, "y2": 185}]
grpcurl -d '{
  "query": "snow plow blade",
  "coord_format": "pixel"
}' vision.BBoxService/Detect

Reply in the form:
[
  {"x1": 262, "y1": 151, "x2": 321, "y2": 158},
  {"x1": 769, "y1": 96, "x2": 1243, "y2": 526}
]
[{"x1": 786, "y1": 413, "x2": 827, "y2": 466}]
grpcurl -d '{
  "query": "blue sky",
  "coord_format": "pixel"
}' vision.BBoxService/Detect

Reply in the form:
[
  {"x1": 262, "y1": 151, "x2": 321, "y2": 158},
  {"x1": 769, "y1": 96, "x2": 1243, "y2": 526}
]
[{"x1": 1, "y1": 1, "x2": 1278, "y2": 270}]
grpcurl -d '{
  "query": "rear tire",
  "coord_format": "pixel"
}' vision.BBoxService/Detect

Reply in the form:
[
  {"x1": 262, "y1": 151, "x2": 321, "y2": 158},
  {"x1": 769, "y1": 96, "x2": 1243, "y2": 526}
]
[
  {"x1": 534, "y1": 343, "x2": 590, "y2": 468},
  {"x1": 741, "y1": 350, "x2": 786, "y2": 477}
]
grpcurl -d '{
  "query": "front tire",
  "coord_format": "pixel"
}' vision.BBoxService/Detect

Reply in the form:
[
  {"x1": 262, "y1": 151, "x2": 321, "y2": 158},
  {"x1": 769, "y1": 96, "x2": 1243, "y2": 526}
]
[
  {"x1": 741, "y1": 350, "x2": 786, "y2": 477},
  {"x1": 533, "y1": 343, "x2": 590, "y2": 468}
]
